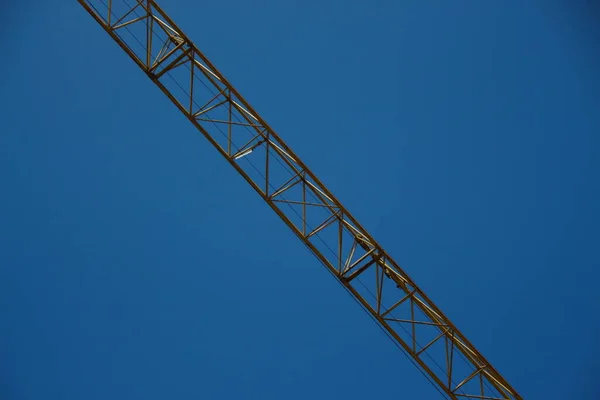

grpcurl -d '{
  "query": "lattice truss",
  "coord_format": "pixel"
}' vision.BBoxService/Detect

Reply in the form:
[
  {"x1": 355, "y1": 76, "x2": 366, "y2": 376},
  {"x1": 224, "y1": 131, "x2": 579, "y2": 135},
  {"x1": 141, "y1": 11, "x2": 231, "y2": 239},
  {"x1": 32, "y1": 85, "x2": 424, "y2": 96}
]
[{"x1": 78, "y1": 1, "x2": 522, "y2": 399}]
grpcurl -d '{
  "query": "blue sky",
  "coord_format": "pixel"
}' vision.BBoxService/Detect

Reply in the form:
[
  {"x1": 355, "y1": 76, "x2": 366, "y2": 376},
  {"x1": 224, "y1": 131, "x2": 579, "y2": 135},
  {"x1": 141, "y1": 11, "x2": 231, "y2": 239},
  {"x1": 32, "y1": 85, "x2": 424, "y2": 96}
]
[{"x1": 1, "y1": 1, "x2": 599, "y2": 399}]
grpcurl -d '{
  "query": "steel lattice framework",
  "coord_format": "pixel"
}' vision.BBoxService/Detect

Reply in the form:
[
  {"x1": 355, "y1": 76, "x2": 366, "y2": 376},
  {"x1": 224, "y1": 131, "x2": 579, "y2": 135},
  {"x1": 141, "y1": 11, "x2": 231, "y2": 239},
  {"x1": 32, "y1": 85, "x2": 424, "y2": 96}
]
[{"x1": 77, "y1": 1, "x2": 522, "y2": 399}]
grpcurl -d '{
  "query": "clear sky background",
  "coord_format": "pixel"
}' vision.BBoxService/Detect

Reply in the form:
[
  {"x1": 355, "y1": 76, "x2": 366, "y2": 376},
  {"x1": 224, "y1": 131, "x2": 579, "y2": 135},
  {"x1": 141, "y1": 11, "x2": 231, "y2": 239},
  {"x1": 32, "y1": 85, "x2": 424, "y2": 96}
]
[{"x1": 1, "y1": 1, "x2": 599, "y2": 399}]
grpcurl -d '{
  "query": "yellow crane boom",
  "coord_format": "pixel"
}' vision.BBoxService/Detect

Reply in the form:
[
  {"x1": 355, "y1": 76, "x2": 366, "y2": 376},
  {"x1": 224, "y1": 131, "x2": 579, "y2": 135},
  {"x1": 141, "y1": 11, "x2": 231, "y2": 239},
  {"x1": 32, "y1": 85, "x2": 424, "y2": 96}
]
[{"x1": 77, "y1": 1, "x2": 522, "y2": 398}]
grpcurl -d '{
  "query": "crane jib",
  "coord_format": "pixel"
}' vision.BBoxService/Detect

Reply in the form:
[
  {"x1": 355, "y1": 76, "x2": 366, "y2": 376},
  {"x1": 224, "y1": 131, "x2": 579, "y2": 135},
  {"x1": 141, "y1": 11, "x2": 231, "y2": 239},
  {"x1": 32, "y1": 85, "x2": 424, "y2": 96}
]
[{"x1": 76, "y1": 1, "x2": 522, "y2": 399}]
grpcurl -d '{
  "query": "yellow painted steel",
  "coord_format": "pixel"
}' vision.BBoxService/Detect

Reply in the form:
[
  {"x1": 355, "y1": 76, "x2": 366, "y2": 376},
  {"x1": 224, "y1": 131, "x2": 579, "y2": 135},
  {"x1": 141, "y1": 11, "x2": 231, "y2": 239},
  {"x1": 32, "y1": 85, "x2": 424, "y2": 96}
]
[{"x1": 77, "y1": 1, "x2": 522, "y2": 398}]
